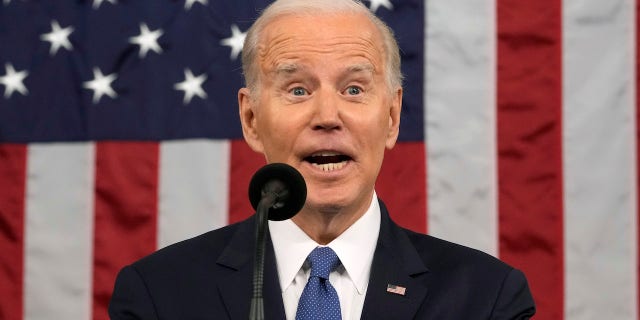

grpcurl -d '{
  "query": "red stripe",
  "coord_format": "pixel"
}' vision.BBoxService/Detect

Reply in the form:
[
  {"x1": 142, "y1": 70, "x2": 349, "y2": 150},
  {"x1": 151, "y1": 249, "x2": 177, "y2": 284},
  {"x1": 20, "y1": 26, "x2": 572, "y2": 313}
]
[
  {"x1": 92, "y1": 142, "x2": 159, "y2": 320},
  {"x1": 0, "y1": 144, "x2": 27, "y2": 320},
  {"x1": 497, "y1": 1, "x2": 564, "y2": 319},
  {"x1": 377, "y1": 142, "x2": 427, "y2": 233},
  {"x1": 228, "y1": 140, "x2": 266, "y2": 224},
  {"x1": 636, "y1": 0, "x2": 640, "y2": 316}
]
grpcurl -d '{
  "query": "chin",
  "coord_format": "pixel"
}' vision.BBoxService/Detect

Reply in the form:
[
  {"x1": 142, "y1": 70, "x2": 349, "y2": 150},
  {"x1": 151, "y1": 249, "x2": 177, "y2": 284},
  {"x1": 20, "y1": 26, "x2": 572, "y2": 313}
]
[
  {"x1": 307, "y1": 203, "x2": 343, "y2": 216},
  {"x1": 305, "y1": 187, "x2": 359, "y2": 214}
]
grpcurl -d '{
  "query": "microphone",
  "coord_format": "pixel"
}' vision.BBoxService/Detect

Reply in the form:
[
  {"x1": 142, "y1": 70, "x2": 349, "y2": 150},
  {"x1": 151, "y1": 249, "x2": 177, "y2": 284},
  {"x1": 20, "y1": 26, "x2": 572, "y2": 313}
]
[
  {"x1": 248, "y1": 163, "x2": 306, "y2": 320},
  {"x1": 248, "y1": 162, "x2": 307, "y2": 221}
]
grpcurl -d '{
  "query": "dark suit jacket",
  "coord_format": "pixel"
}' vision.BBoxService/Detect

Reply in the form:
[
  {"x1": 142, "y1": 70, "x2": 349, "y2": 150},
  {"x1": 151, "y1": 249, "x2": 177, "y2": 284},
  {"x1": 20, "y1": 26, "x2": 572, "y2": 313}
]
[{"x1": 109, "y1": 200, "x2": 535, "y2": 319}]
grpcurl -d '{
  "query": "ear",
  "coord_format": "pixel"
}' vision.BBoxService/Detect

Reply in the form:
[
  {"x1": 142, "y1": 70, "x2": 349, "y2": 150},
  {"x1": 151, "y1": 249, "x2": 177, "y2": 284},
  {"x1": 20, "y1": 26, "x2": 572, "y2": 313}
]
[
  {"x1": 238, "y1": 87, "x2": 265, "y2": 153},
  {"x1": 385, "y1": 87, "x2": 402, "y2": 150}
]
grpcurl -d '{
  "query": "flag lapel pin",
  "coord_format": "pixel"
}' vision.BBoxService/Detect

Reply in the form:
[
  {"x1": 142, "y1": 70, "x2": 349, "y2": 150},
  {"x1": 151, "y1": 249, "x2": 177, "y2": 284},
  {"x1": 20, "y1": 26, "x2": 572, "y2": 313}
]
[{"x1": 386, "y1": 284, "x2": 407, "y2": 296}]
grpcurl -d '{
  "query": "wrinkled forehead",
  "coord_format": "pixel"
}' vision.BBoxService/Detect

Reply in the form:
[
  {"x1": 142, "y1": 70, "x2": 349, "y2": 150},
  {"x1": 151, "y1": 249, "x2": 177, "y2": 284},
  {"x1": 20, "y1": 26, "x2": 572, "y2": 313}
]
[{"x1": 256, "y1": 12, "x2": 386, "y2": 75}]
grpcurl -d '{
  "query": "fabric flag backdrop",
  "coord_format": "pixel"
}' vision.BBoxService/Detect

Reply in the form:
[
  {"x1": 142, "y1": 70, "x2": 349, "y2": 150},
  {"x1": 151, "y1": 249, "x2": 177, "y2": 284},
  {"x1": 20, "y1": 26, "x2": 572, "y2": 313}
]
[{"x1": 0, "y1": 0, "x2": 637, "y2": 319}]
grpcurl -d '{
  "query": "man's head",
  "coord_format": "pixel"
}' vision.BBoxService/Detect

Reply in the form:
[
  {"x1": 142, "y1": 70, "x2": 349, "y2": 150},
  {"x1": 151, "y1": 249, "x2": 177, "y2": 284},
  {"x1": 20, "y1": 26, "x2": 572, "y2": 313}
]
[
  {"x1": 241, "y1": 0, "x2": 403, "y2": 94},
  {"x1": 238, "y1": 0, "x2": 403, "y2": 221}
]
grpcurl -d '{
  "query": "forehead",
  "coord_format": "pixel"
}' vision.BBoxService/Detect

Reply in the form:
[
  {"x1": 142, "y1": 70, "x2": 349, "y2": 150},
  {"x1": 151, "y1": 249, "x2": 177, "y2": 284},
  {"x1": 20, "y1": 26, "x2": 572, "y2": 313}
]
[{"x1": 257, "y1": 12, "x2": 385, "y2": 74}]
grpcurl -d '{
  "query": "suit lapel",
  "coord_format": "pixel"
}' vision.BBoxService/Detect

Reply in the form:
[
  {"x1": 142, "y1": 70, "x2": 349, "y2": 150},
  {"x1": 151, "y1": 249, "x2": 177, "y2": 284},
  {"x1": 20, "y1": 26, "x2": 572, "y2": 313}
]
[
  {"x1": 360, "y1": 201, "x2": 430, "y2": 319},
  {"x1": 216, "y1": 216, "x2": 286, "y2": 320}
]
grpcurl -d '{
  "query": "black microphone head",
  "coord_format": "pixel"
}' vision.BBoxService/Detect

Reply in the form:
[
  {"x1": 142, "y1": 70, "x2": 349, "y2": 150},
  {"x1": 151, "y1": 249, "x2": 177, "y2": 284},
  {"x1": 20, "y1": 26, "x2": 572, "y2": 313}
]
[{"x1": 248, "y1": 163, "x2": 307, "y2": 221}]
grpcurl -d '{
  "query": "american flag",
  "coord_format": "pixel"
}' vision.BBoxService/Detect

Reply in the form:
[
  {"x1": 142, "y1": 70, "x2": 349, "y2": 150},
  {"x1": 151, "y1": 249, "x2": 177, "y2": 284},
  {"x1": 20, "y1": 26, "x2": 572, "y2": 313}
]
[
  {"x1": 0, "y1": 0, "x2": 637, "y2": 319},
  {"x1": 386, "y1": 284, "x2": 407, "y2": 296}
]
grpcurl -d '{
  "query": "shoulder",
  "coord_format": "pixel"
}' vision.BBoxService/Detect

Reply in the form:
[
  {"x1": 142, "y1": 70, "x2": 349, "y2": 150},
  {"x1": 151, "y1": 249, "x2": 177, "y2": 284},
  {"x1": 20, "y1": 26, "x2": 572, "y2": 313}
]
[
  {"x1": 109, "y1": 217, "x2": 256, "y2": 318},
  {"x1": 396, "y1": 227, "x2": 535, "y2": 317},
  {"x1": 376, "y1": 198, "x2": 512, "y2": 279},
  {"x1": 131, "y1": 216, "x2": 252, "y2": 274},
  {"x1": 401, "y1": 227, "x2": 513, "y2": 276}
]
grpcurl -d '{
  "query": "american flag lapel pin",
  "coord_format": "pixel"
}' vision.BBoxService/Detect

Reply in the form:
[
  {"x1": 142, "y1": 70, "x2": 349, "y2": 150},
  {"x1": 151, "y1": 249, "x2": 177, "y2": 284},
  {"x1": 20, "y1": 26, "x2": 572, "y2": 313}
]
[{"x1": 386, "y1": 284, "x2": 407, "y2": 296}]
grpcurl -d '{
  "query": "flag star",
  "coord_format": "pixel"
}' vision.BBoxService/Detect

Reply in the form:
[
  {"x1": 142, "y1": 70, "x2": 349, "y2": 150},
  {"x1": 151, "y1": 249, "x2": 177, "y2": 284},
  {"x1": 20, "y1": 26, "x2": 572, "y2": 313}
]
[
  {"x1": 174, "y1": 69, "x2": 207, "y2": 105},
  {"x1": 367, "y1": 0, "x2": 393, "y2": 13},
  {"x1": 83, "y1": 68, "x2": 117, "y2": 104},
  {"x1": 184, "y1": 0, "x2": 207, "y2": 10},
  {"x1": 92, "y1": 0, "x2": 116, "y2": 9},
  {"x1": 0, "y1": 63, "x2": 29, "y2": 99},
  {"x1": 129, "y1": 23, "x2": 164, "y2": 58},
  {"x1": 40, "y1": 20, "x2": 74, "y2": 56},
  {"x1": 220, "y1": 24, "x2": 246, "y2": 61}
]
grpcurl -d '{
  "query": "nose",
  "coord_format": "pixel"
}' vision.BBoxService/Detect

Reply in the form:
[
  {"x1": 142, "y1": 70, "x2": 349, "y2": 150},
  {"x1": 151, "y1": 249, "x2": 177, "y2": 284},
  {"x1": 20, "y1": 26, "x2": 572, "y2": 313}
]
[{"x1": 310, "y1": 88, "x2": 342, "y2": 131}]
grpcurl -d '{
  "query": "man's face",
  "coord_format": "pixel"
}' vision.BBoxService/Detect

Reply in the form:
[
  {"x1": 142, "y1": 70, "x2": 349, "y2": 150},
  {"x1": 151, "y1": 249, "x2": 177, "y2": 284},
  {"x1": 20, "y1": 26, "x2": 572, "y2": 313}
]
[{"x1": 239, "y1": 12, "x2": 402, "y2": 216}]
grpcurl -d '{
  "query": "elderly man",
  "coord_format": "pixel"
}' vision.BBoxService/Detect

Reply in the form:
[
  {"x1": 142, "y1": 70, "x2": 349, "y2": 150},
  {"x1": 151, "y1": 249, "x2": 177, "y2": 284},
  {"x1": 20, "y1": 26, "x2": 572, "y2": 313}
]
[{"x1": 109, "y1": 0, "x2": 536, "y2": 319}]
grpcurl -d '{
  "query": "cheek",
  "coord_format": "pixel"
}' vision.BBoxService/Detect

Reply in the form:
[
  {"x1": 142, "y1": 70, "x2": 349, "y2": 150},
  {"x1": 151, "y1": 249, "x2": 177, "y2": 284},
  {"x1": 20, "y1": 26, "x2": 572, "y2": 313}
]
[
  {"x1": 256, "y1": 113, "x2": 305, "y2": 160},
  {"x1": 355, "y1": 110, "x2": 391, "y2": 144}
]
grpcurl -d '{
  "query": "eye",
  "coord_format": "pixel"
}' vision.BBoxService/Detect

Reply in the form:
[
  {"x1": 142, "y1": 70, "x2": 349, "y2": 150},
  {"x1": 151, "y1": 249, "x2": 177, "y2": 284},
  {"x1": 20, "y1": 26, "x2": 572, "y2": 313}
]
[
  {"x1": 345, "y1": 86, "x2": 362, "y2": 95},
  {"x1": 290, "y1": 87, "x2": 308, "y2": 96}
]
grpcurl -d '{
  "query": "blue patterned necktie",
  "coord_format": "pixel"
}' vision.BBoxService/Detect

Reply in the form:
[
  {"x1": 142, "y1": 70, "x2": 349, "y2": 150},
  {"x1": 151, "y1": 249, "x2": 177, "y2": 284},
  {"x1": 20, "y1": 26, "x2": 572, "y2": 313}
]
[{"x1": 295, "y1": 246, "x2": 342, "y2": 320}]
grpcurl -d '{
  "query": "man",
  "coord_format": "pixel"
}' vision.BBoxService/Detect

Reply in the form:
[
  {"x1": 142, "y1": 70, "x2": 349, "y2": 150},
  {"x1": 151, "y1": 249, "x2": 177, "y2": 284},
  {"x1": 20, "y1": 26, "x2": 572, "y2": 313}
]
[{"x1": 109, "y1": 0, "x2": 536, "y2": 319}]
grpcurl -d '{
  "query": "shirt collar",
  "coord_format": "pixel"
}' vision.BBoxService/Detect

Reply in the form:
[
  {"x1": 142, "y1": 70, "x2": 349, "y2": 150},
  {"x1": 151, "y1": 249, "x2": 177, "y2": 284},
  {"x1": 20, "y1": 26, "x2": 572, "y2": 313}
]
[{"x1": 269, "y1": 192, "x2": 381, "y2": 295}]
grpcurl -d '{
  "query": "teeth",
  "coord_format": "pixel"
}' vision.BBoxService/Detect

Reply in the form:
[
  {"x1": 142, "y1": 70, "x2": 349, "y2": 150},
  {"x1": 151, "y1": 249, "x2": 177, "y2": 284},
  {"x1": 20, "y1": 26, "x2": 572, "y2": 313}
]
[
  {"x1": 312, "y1": 161, "x2": 347, "y2": 172},
  {"x1": 311, "y1": 152, "x2": 340, "y2": 157}
]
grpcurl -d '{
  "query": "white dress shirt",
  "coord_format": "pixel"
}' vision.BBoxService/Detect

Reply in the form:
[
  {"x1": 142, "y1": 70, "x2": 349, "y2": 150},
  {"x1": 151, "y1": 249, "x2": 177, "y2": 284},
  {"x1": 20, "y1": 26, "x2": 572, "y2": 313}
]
[{"x1": 269, "y1": 192, "x2": 381, "y2": 320}]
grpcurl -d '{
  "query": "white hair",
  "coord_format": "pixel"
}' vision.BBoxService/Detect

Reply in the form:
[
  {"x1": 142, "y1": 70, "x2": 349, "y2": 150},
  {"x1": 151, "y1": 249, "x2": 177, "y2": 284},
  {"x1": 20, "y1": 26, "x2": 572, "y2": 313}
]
[{"x1": 241, "y1": 0, "x2": 403, "y2": 92}]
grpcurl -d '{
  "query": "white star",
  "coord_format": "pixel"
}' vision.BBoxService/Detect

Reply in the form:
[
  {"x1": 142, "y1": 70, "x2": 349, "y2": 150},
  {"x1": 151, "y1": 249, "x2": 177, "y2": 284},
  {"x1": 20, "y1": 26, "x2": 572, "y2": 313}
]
[
  {"x1": 184, "y1": 0, "x2": 207, "y2": 10},
  {"x1": 129, "y1": 23, "x2": 164, "y2": 58},
  {"x1": 0, "y1": 63, "x2": 29, "y2": 99},
  {"x1": 92, "y1": 0, "x2": 116, "y2": 9},
  {"x1": 83, "y1": 68, "x2": 117, "y2": 104},
  {"x1": 220, "y1": 24, "x2": 246, "y2": 61},
  {"x1": 174, "y1": 69, "x2": 207, "y2": 105},
  {"x1": 40, "y1": 20, "x2": 74, "y2": 56},
  {"x1": 368, "y1": 0, "x2": 393, "y2": 13}
]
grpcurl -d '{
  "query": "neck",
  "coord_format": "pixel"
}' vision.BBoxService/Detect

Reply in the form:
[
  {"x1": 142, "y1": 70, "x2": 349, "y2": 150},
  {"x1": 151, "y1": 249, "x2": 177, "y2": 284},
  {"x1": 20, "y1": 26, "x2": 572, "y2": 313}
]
[{"x1": 291, "y1": 197, "x2": 372, "y2": 245}]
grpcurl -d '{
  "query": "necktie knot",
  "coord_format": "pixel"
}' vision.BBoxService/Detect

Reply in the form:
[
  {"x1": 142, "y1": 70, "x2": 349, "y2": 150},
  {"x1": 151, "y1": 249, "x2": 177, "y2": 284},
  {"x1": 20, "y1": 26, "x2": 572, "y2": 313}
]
[{"x1": 307, "y1": 246, "x2": 340, "y2": 280}]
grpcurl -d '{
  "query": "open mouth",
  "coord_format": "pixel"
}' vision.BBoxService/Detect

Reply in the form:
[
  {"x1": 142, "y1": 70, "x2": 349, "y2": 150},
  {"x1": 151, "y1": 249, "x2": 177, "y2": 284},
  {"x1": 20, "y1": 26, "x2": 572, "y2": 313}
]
[{"x1": 304, "y1": 152, "x2": 352, "y2": 172}]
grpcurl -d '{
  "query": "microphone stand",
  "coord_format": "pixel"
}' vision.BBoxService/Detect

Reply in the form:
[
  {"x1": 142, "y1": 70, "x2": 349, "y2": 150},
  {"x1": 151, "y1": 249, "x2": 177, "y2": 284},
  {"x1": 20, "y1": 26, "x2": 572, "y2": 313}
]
[
  {"x1": 249, "y1": 187, "x2": 282, "y2": 320},
  {"x1": 247, "y1": 163, "x2": 305, "y2": 320}
]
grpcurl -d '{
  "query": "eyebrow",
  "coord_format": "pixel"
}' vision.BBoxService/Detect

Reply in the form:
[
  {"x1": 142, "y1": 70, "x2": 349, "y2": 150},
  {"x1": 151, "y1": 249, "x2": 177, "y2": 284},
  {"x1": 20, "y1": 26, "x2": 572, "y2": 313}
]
[
  {"x1": 346, "y1": 63, "x2": 375, "y2": 74},
  {"x1": 274, "y1": 63, "x2": 302, "y2": 76},
  {"x1": 272, "y1": 62, "x2": 375, "y2": 79}
]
